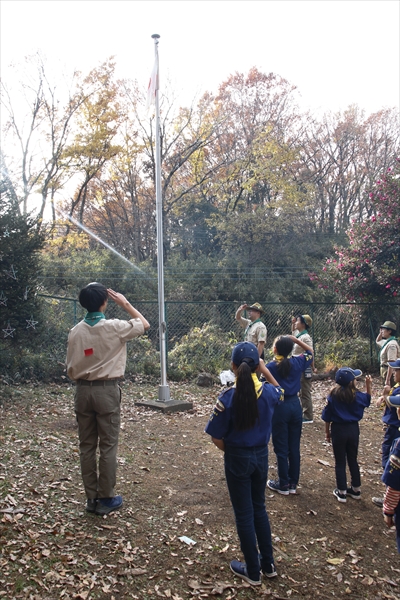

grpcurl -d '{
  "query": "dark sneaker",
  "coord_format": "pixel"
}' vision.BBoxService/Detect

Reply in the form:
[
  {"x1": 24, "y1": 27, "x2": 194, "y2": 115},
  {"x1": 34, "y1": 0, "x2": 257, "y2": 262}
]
[
  {"x1": 230, "y1": 560, "x2": 261, "y2": 586},
  {"x1": 95, "y1": 495, "x2": 123, "y2": 515},
  {"x1": 347, "y1": 488, "x2": 361, "y2": 500},
  {"x1": 86, "y1": 499, "x2": 97, "y2": 513},
  {"x1": 267, "y1": 479, "x2": 289, "y2": 496},
  {"x1": 288, "y1": 483, "x2": 297, "y2": 495},
  {"x1": 333, "y1": 489, "x2": 347, "y2": 503},
  {"x1": 262, "y1": 563, "x2": 278, "y2": 578},
  {"x1": 302, "y1": 418, "x2": 313, "y2": 423},
  {"x1": 372, "y1": 497, "x2": 383, "y2": 507}
]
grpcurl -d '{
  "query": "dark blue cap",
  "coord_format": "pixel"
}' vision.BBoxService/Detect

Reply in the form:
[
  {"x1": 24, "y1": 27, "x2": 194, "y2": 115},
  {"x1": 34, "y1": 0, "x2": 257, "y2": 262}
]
[
  {"x1": 335, "y1": 367, "x2": 362, "y2": 386},
  {"x1": 231, "y1": 342, "x2": 259, "y2": 368}
]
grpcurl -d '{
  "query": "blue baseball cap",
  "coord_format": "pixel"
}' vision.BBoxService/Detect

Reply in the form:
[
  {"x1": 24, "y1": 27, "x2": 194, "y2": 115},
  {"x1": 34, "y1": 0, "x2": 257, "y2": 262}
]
[
  {"x1": 335, "y1": 367, "x2": 362, "y2": 386},
  {"x1": 231, "y1": 342, "x2": 259, "y2": 368},
  {"x1": 388, "y1": 359, "x2": 400, "y2": 369}
]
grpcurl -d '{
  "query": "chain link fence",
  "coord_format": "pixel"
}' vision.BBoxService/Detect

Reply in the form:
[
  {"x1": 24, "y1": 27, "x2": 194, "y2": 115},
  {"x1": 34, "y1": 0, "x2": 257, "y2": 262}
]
[{"x1": 31, "y1": 296, "x2": 400, "y2": 379}]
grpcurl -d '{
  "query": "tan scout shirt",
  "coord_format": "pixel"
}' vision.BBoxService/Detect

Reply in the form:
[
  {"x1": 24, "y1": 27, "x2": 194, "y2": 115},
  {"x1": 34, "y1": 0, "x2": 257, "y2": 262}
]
[
  {"x1": 377, "y1": 338, "x2": 400, "y2": 371},
  {"x1": 292, "y1": 329, "x2": 313, "y2": 356},
  {"x1": 67, "y1": 318, "x2": 145, "y2": 381},
  {"x1": 239, "y1": 318, "x2": 267, "y2": 346}
]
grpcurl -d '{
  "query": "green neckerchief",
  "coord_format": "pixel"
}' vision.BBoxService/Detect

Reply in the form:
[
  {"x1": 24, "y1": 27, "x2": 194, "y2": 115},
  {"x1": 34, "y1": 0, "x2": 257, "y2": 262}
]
[
  {"x1": 295, "y1": 330, "x2": 309, "y2": 339},
  {"x1": 244, "y1": 318, "x2": 262, "y2": 338},
  {"x1": 84, "y1": 312, "x2": 106, "y2": 327},
  {"x1": 378, "y1": 336, "x2": 396, "y2": 361}
]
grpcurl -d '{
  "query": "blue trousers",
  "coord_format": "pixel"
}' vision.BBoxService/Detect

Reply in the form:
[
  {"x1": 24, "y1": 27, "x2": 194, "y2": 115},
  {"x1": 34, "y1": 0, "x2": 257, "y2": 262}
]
[
  {"x1": 331, "y1": 421, "x2": 360, "y2": 490},
  {"x1": 224, "y1": 445, "x2": 274, "y2": 581},
  {"x1": 271, "y1": 395, "x2": 303, "y2": 488}
]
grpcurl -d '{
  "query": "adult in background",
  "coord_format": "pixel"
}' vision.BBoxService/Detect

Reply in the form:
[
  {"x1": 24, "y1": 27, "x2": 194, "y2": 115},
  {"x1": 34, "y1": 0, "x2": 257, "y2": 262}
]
[
  {"x1": 67, "y1": 283, "x2": 150, "y2": 516},
  {"x1": 376, "y1": 321, "x2": 399, "y2": 387},
  {"x1": 235, "y1": 303, "x2": 267, "y2": 358},
  {"x1": 291, "y1": 314, "x2": 315, "y2": 423}
]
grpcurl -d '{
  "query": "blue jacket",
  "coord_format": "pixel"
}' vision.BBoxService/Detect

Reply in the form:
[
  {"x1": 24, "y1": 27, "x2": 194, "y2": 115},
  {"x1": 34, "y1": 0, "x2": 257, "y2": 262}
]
[
  {"x1": 382, "y1": 384, "x2": 400, "y2": 428},
  {"x1": 265, "y1": 351, "x2": 313, "y2": 397},
  {"x1": 321, "y1": 390, "x2": 370, "y2": 423},
  {"x1": 382, "y1": 436, "x2": 400, "y2": 491},
  {"x1": 205, "y1": 383, "x2": 283, "y2": 447}
]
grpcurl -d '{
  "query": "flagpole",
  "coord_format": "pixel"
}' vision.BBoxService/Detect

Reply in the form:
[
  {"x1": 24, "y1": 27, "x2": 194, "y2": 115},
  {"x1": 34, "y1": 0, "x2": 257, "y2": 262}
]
[
  {"x1": 152, "y1": 33, "x2": 171, "y2": 403},
  {"x1": 136, "y1": 35, "x2": 192, "y2": 413}
]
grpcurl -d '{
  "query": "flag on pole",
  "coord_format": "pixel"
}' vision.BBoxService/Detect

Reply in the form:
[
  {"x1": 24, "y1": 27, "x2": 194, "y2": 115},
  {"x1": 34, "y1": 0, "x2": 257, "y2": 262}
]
[{"x1": 146, "y1": 54, "x2": 159, "y2": 111}]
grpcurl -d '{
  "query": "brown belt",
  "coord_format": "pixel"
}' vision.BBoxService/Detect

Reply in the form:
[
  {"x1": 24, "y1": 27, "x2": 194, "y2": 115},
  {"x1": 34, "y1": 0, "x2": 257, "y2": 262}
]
[{"x1": 77, "y1": 379, "x2": 118, "y2": 386}]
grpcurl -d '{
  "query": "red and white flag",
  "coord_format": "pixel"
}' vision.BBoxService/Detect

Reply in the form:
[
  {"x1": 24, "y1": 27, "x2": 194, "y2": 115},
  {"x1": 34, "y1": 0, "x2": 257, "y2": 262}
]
[{"x1": 146, "y1": 55, "x2": 159, "y2": 111}]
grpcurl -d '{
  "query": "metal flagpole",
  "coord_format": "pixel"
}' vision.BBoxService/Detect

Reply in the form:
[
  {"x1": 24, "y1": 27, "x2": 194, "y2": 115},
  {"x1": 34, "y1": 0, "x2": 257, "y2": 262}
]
[
  {"x1": 152, "y1": 34, "x2": 170, "y2": 403},
  {"x1": 136, "y1": 35, "x2": 192, "y2": 413}
]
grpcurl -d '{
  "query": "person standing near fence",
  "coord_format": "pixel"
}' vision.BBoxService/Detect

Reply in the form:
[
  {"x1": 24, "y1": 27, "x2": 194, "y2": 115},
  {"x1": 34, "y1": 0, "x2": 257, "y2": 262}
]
[
  {"x1": 235, "y1": 303, "x2": 267, "y2": 358},
  {"x1": 291, "y1": 314, "x2": 315, "y2": 423},
  {"x1": 66, "y1": 283, "x2": 150, "y2": 516},
  {"x1": 376, "y1": 321, "x2": 399, "y2": 387}
]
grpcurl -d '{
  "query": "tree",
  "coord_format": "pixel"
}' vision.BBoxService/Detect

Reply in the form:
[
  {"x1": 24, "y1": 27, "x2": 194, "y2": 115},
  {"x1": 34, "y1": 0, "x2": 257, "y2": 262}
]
[
  {"x1": 0, "y1": 54, "x2": 88, "y2": 226},
  {"x1": 295, "y1": 106, "x2": 399, "y2": 234},
  {"x1": 310, "y1": 159, "x2": 400, "y2": 301},
  {"x1": 0, "y1": 197, "x2": 44, "y2": 341}
]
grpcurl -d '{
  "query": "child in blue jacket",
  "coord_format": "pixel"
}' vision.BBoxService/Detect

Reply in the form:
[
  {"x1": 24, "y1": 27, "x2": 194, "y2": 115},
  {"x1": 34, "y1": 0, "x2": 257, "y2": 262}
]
[
  {"x1": 322, "y1": 367, "x2": 372, "y2": 502},
  {"x1": 381, "y1": 359, "x2": 400, "y2": 552},
  {"x1": 205, "y1": 342, "x2": 284, "y2": 586}
]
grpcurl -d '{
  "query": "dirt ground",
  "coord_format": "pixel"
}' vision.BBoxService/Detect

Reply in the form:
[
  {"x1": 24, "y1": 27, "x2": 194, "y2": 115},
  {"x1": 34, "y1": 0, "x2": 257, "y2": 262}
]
[{"x1": 1, "y1": 376, "x2": 400, "y2": 600}]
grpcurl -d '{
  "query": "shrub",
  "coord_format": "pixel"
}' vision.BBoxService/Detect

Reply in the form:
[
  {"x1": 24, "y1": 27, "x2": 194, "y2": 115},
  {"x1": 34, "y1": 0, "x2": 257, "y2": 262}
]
[
  {"x1": 126, "y1": 336, "x2": 159, "y2": 377},
  {"x1": 168, "y1": 322, "x2": 238, "y2": 381},
  {"x1": 321, "y1": 338, "x2": 373, "y2": 372}
]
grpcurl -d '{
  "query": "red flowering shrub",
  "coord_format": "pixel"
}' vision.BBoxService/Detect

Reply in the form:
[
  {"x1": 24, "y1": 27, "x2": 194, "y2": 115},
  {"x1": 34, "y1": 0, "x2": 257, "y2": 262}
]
[{"x1": 310, "y1": 159, "x2": 400, "y2": 301}]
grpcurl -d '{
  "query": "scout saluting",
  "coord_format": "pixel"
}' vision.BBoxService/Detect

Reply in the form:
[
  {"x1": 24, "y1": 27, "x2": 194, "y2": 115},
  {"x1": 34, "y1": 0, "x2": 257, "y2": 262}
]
[{"x1": 205, "y1": 342, "x2": 283, "y2": 586}]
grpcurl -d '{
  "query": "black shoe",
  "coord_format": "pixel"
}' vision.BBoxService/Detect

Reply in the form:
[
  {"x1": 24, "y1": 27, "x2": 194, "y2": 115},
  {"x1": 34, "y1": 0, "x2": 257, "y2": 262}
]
[
  {"x1": 86, "y1": 499, "x2": 97, "y2": 513},
  {"x1": 346, "y1": 488, "x2": 361, "y2": 500},
  {"x1": 333, "y1": 489, "x2": 347, "y2": 503},
  {"x1": 95, "y1": 495, "x2": 123, "y2": 515}
]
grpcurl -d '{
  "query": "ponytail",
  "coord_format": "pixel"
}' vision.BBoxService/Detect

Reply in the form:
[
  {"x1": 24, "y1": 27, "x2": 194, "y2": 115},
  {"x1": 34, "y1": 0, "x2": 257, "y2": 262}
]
[
  {"x1": 274, "y1": 336, "x2": 294, "y2": 379},
  {"x1": 232, "y1": 360, "x2": 259, "y2": 431}
]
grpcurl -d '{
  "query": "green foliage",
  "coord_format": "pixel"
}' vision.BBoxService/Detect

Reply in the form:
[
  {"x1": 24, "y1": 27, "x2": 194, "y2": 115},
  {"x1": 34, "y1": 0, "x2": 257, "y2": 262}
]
[
  {"x1": 168, "y1": 322, "x2": 238, "y2": 381},
  {"x1": 0, "y1": 346, "x2": 64, "y2": 383},
  {"x1": 0, "y1": 209, "x2": 45, "y2": 338},
  {"x1": 322, "y1": 338, "x2": 372, "y2": 372},
  {"x1": 126, "y1": 336, "x2": 159, "y2": 377}
]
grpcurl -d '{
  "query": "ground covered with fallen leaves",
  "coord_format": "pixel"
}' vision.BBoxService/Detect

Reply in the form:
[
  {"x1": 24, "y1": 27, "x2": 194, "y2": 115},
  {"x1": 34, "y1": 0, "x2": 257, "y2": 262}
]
[{"x1": 1, "y1": 376, "x2": 399, "y2": 600}]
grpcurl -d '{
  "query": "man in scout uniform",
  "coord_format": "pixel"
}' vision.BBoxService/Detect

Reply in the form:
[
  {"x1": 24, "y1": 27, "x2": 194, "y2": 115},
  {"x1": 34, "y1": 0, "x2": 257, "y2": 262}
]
[
  {"x1": 67, "y1": 283, "x2": 150, "y2": 516},
  {"x1": 291, "y1": 314, "x2": 315, "y2": 423},
  {"x1": 235, "y1": 303, "x2": 267, "y2": 358},
  {"x1": 376, "y1": 321, "x2": 400, "y2": 387}
]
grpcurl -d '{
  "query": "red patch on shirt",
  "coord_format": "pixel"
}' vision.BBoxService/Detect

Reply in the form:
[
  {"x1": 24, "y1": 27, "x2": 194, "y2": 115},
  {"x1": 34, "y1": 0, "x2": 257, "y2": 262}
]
[{"x1": 84, "y1": 348, "x2": 94, "y2": 356}]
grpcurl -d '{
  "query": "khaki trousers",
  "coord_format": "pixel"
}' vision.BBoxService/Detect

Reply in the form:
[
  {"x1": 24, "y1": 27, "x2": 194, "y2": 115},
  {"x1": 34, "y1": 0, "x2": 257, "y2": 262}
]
[
  {"x1": 299, "y1": 374, "x2": 313, "y2": 421},
  {"x1": 74, "y1": 381, "x2": 121, "y2": 499}
]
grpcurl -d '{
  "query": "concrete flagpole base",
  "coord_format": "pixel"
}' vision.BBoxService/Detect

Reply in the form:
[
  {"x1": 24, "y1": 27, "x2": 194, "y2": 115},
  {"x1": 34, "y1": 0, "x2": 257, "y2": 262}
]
[{"x1": 135, "y1": 385, "x2": 193, "y2": 413}]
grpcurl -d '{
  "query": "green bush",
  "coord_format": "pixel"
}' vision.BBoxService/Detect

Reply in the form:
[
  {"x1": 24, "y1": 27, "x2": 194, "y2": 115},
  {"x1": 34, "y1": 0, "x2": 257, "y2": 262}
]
[
  {"x1": 0, "y1": 344, "x2": 65, "y2": 383},
  {"x1": 126, "y1": 336, "x2": 160, "y2": 377},
  {"x1": 321, "y1": 338, "x2": 373, "y2": 372},
  {"x1": 168, "y1": 322, "x2": 238, "y2": 381}
]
